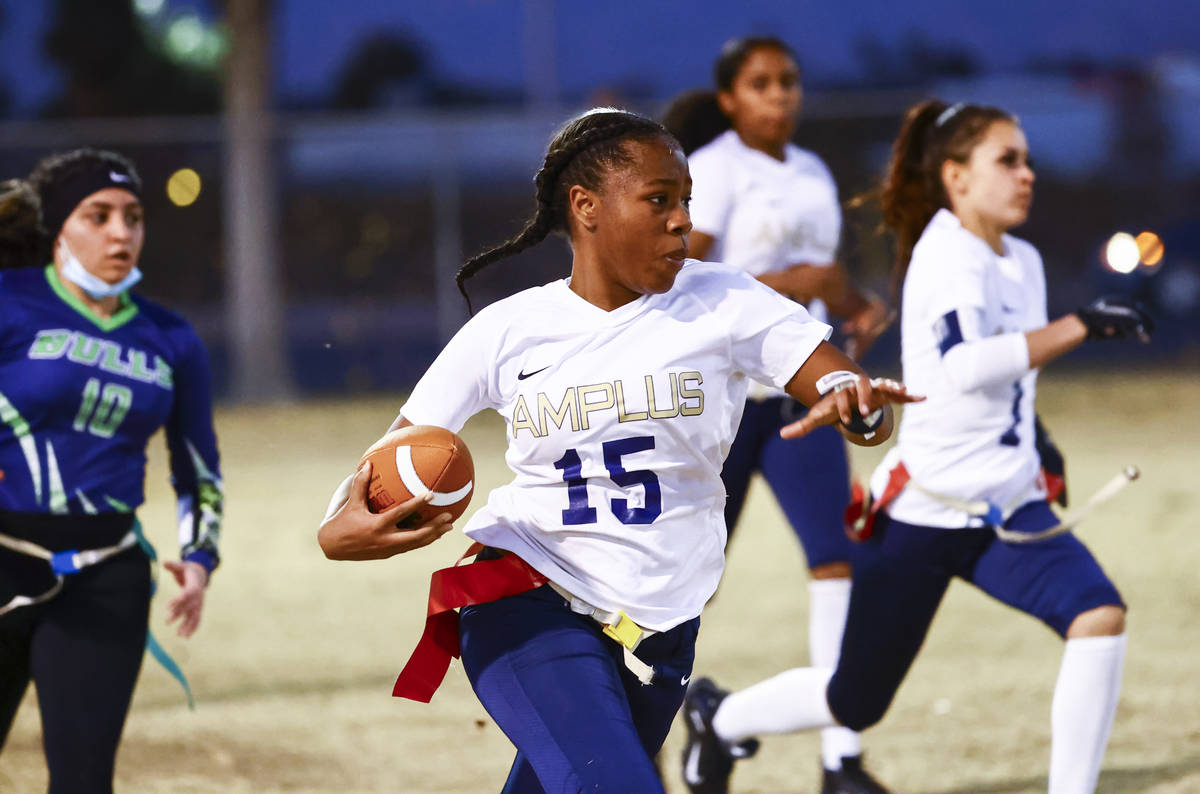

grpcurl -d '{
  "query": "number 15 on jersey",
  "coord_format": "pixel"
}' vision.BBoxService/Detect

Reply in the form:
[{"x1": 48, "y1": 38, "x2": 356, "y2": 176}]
[{"x1": 553, "y1": 435, "x2": 661, "y2": 525}]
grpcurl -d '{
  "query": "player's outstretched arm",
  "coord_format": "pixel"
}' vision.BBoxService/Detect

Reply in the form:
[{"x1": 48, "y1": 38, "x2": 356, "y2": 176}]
[
  {"x1": 781, "y1": 340, "x2": 923, "y2": 446},
  {"x1": 318, "y1": 461, "x2": 454, "y2": 561},
  {"x1": 1028, "y1": 296, "x2": 1154, "y2": 370}
]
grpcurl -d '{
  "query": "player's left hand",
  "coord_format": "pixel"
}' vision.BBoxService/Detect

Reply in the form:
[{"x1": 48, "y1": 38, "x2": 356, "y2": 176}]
[
  {"x1": 781, "y1": 375, "x2": 922, "y2": 442},
  {"x1": 841, "y1": 296, "x2": 893, "y2": 359},
  {"x1": 1074, "y1": 296, "x2": 1154, "y2": 343},
  {"x1": 164, "y1": 560, "x2": 208, "y2": 638}
]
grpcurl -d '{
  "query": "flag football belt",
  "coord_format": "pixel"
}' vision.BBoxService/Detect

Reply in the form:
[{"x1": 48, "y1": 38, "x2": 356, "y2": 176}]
[
  {"x1": 845, "y1": 461, "x2": 1139, "y2": 544},
  {"x1": 0, "y1": 522, "x2": 196, "y2": 708},
  {"x1": 545, "y1": 580, "x2": 656, "y2": 685},
  {"x1": 393, "y1": 543, "x2": 655, "y2": 703},
  {"x1": 0, "y1": 529, "x2": 140, "y2": 617}
]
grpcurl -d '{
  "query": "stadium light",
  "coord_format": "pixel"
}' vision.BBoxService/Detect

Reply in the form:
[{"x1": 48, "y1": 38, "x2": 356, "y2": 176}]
[
  {"x1": 1103, "y1": 232, "x2": 1141, "y2": 274},
  {"x1": 1136, "y1": 231, "x2": 1164, "y2": 270},
  {"x1": 166, "y1": 15, "x2": 206, "y2": 58},
  {"x1": 133, "y1": 0, "x2": 166, "y2": 16},
  {"x1": 166, "y1": 168, "x2": 202, "y2": 207}
]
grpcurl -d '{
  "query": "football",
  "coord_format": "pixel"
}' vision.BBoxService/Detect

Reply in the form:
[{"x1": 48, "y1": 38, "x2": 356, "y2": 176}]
[{"x1": 358, "y1": 425, "x2": 475, "y2": 528}]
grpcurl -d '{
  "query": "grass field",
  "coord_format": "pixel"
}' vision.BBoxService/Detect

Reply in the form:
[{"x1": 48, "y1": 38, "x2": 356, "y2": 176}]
[{"x1": 3, "y1": 371, "x2": 1199, "y2": 793}]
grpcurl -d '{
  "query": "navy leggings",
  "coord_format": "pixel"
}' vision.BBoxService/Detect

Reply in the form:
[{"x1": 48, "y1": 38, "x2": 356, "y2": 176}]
[
  {"x1": 721, "y1": 397, "x2": 854, "y2": 567},
  {"x1": 827, "y1": 502, "x2": 1124, "y2": 732},
  {"x1": 459, "y1": 583, "x2": 699, "y2": 793},
  {"x1": 0, "y1": 513, "x2": 151, "y2": 794}
]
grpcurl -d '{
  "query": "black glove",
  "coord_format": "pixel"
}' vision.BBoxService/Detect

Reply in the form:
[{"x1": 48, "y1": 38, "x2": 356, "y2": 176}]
[
  {"x1": 1033, "y1": 415, "x2": 1067, "y2": 507},
  {"x1": 1074, "y1": 296, "x2": 1155, "y2": 342}
]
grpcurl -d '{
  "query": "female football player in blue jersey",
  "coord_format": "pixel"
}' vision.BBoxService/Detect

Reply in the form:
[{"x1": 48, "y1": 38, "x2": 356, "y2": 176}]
[
  {"x1": 0, "y1": 149, "x2": 223, "y2": 793},
  {"x1": 662, "y1": 37, "x2": 892, "y2": 794},
  {"x1": 680, "y1": 100, "x2": 1153, "y2": 794},
  {"x1": 318, "y1": 107, "x2": 920, "y2": 794}
]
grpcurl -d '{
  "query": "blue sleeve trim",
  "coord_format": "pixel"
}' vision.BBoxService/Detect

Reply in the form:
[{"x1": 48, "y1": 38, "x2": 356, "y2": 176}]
[
  {"x1": 183, "y1": 548, "x2": 219, "y2": 574},
  {"x1": 934, "y1": 310, "x2": 965, "y2": 356}
]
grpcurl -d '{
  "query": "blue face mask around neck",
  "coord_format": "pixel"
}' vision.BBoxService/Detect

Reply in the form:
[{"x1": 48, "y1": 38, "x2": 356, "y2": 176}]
[{"x1": 58, "y1": 240, "x2": 142, "y2": 299}]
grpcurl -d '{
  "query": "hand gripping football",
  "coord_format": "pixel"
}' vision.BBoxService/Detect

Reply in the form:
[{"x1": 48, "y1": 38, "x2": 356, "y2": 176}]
[{"x1": 359, "y1": 425, "x2": 475, "y2": 528}]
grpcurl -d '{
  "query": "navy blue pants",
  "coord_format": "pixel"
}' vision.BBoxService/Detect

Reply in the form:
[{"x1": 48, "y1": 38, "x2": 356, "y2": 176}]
[
  {"x1": 722, "y1": 397, "x2": 854, "y2": 567},
  {"x1": 0, "y1": 512, "x2": 150, "y2": 794},
  {"x1": 459, "y1": 583, "x2": 699, "y2": 793},
  {"x1": 827, "y1": 501, "x2": 1125, "y2": 732}
]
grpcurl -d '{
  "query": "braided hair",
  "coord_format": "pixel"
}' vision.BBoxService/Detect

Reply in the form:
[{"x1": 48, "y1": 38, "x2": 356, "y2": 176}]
[
  {"x1": 876, "y1": 100, "x2": 1014, "y2": 297},
  {"x1": 455, "y1": 107, "x2": 674, "y2": 312}
]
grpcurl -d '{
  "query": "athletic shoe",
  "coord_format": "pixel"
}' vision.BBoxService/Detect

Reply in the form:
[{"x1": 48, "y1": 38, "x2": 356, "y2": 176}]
[
  {"x1": 821, "y1": 754, "x2": 894, "y2": 794},
  {"x1": 681, "y1": 677, "x2": 759, "y2": 794}
]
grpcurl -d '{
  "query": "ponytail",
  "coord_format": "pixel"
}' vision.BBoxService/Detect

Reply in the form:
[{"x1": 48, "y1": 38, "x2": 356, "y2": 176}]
[
  {"x1": 661, "y1": 90, "x2": 730, "y2": 155},
  {"x1": 661, "y1": 36, "x2": 798, "y2": 157},
  {"x1": 876, "y1": 99, "x2": 1014, "y2": 297},
  {"x1": 0, "y1": 179, "x2": 45, "y2": 271}
]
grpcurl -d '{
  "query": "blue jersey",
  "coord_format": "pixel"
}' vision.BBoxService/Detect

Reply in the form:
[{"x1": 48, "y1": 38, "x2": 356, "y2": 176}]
[{"x1": 0, "y1": 266, "x2": 222, "y2": 569}]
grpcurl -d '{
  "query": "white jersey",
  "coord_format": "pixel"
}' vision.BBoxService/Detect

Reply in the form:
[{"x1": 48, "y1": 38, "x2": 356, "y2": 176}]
[
  {"x1": 871, "y1": 209, "x2": 1048, "y2": 528},
  {"x1": 401, "y1": 261, "x2": 831, "y2": 630},
  {"x1": 688, "y1": 130, "x2": 841, "y2": 281},
  {"x1": 688, "y1": 129, "x2": 841, "y2": 398}
]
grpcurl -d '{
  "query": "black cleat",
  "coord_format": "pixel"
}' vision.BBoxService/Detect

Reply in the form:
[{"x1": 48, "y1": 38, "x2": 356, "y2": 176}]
[
  {"x1": 681, "y1": 677, "x2": 759, "y2": 794},
  {"x1": 822, "y1": 754, "x2": 894, "y2": 794}
]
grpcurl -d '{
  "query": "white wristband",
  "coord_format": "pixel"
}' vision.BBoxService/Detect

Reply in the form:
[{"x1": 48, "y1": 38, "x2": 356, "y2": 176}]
[
  {"x1": 815, "y1": 369, "x2": 860, "y2": 397},
  {"x1": 322, "y1": 473, "x2": 356, "y2": 523}
]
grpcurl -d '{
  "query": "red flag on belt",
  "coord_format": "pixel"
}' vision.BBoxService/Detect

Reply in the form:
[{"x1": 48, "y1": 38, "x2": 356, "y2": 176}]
[{"x1": 393, "y1": 547, "x2": 548, "y2": 702}]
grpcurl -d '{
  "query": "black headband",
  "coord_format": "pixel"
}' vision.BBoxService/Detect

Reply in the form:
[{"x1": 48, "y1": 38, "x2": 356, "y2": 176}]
[{"x1": 39, "y1": 163, "x2": 142, "y2": 242}]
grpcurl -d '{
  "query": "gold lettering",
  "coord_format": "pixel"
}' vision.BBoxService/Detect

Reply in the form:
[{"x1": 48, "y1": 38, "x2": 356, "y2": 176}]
[
  {"x1": 679, "y1": 371, "x2": 704, "y2": 416},
  {"x1": 615, "y1": 380, "x2": 648, "y2": 423},
  {"x1": 646, "y1": 373, "x2": 680, "y2": 419},
  {"x1": 511, "y1": 394, "x2": 540, "y2": 437},
  {"x1": 537, "y1": 388, "x2": 580, "y2": 433},
  {"x1": 577, "y1": 383, "x2": 615, "y2": 430}
]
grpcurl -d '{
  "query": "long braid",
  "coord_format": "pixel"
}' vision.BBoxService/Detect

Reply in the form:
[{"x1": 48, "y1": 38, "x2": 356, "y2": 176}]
[{"x1": 455, "y1": 108, "x2": 672, "y2": 313}]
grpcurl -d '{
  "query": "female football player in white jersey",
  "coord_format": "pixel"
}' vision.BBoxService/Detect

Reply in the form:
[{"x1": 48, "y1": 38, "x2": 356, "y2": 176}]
[
  {"x1": 663, "y1": 37, "x2": 892, "y2": 794},
  {"x1": 318, "y1": 107, "x2": 920, "y2": 794},
  {"x1": 680, "y1": 100, "x2": 1153, "y2": 794}
]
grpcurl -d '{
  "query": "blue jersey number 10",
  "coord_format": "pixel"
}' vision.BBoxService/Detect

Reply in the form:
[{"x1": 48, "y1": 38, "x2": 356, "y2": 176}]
[
  {"x1": 73, "y1": 377, "x2": 133, "y2": 439},
  {"x1": 553, "y1": 435, "x2": 662, "y2": 525}
]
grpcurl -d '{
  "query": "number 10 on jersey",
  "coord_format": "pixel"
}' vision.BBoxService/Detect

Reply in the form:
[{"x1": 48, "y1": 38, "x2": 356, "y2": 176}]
[
  {"x1": 73, "y1": 377, "x2": 132, "y2": 439},
  {"x1": 553, "y1": 435, "x2": 661, "y2": 525}
]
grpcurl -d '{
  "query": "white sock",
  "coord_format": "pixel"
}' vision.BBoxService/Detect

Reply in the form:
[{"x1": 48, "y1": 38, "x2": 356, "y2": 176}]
[
  {"x1": 1049, "y1": 634, "x2": 1127, "y2": 794},
  {"x1": 809, "y1": 578, "x2": 860, "y2": 771},
  {"x1": 712, "y1": 667, "x2": 835, "y2": 745}
]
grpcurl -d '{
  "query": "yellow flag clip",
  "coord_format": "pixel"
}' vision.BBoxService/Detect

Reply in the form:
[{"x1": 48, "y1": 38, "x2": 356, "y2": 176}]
[{"x1": 602, "y1": 610, "x2": 644, "y2": 650}]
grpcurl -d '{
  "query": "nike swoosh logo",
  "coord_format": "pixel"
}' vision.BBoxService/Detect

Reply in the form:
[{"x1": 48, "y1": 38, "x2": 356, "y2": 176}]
[
  {"x1": 517, "y1": 365, "x2": 550, "y2": 381},
  {"x1": 109, "y1": 171, "x2": 131, "y2": 183},
  {"x1": 681, "y1": 674, "x2": 691, "y2": 686}
]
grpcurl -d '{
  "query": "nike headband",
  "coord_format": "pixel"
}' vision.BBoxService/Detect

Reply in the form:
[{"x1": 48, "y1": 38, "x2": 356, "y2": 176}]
[{"x1": 39, "y1": 160, "x2": 142, "y2": 242}]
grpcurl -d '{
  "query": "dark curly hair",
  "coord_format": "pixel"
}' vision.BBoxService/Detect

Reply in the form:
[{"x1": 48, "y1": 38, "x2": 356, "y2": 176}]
[{"x1": 0, "y1": 179, "x2": 45, "y2": 271}]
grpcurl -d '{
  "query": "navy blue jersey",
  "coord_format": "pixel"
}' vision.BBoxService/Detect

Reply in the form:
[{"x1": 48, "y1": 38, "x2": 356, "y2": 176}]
[{"x1": 0, "y1": 266, "x2": 222, "y2": 569}]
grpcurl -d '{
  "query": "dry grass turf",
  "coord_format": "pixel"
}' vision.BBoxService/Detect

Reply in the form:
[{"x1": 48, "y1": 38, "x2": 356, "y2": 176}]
[{"x1": 2, "y1": 370, "x2": 1198, "y2": 793}]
